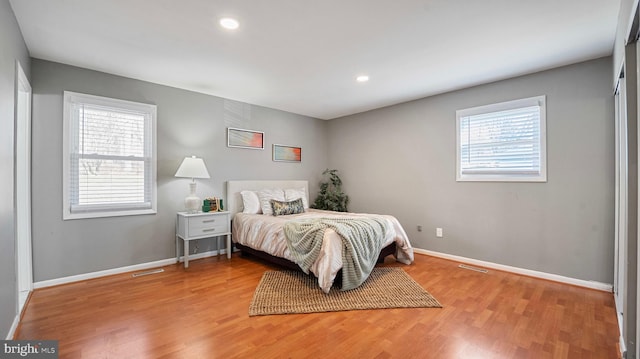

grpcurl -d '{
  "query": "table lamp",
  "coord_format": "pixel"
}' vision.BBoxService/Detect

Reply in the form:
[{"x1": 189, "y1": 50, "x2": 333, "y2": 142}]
[{"x1": 174, "y1": 156, "x2": 210, "y2": 213}]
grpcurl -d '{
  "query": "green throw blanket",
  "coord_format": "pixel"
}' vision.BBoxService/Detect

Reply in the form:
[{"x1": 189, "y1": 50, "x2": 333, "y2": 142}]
[{"x1": 283, "y1": 217, "x2": 388, "y2": 291}]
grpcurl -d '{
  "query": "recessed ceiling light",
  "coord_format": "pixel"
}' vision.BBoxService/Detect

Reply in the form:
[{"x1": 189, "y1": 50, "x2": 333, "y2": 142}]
[
  {"x1": 220, "y1": 18, "x2": 239, "y2": 30},
  {"x1": 356, "y1": 75, "x2": 369, "y2": 83}
]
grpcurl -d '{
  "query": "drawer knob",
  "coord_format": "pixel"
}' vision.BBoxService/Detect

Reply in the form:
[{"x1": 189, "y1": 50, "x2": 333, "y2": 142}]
[
  {"x1": 202, "y1": 228, "x2": 217, "y2": 232},
  {"x1": 203, "y1": 219, "x2": 216, "y2": 223}
]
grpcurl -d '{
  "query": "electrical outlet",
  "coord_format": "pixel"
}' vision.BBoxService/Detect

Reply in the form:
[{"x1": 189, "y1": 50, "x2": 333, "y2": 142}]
[
  {"x1": 417, "y1": 225, "x2": 423, "y2": 232},
  {"x1": 436, "y1": 227, "x2": 443, "y2": 238}
]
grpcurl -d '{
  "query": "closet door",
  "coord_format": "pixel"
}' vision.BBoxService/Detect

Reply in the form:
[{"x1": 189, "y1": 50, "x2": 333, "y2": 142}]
[{"x1": 614, "y1": 75, "x2": 627, "y2": 345}]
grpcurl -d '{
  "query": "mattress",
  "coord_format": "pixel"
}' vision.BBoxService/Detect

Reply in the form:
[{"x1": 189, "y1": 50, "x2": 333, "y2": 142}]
[{"x1": 232, "y1": 208, "x2": 414, "y2": 293}]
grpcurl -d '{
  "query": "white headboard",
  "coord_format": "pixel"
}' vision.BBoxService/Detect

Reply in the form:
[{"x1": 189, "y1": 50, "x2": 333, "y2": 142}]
[{"x1": 226, "y1": 180, "x2": 309, "y2": 218}]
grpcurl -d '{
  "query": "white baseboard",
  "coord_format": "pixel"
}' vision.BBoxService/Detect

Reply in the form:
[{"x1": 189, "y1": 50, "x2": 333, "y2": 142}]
[
  {"x1": 414, "y1": 248, "x2": 613, "y2": 292},
  {"x1": 619, "y1": 335, "x2": 627, "y2": 358},
  {"x1": 6, "y1": 314, "x2": 20, "y2": 340},
  {"x1": 32, "y1": 246, "x2": 610, "y2": 293},
  {"x1": 34, "y1": 249, "x2": 226, "y2": 289}
]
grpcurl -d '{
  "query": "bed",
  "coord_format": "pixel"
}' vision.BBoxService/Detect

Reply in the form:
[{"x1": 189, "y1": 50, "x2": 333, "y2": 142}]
[{"x1": 227, "y1": 180, "x2": 414, "y2": 293}]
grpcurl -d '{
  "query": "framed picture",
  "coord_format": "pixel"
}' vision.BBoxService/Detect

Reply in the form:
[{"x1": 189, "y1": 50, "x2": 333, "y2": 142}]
[
  {"x1": 227, "y1": 127, "x2": 264, "y2": 150},
  {"x1": 273, "y1": 144, "x2": 301, "y2": 162}
]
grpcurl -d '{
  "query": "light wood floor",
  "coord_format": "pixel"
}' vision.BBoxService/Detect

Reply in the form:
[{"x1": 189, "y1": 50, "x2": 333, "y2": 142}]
[{"x1": 15, "y1": 253, "x2": 620, "y2": 358}]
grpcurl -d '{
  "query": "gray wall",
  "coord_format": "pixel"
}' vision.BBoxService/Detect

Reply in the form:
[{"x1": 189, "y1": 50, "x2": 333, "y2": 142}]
[
  {"x1": 0, "y1": 0, "x2": 30, "y2": 338},
  {"x1": 30, "y1": 59, "x2": 328, "y2": 281},
  {"x1": 328, "y1": 57, "x2": 614, "y2": 284},
  {"x1": 27, "y1": 54, "x2": 616, "y2": 286}
]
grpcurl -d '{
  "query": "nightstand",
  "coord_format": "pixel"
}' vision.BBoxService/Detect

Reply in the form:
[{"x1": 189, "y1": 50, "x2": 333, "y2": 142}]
[{"x1": 176, "y1": 211, "x2": 231, "y2": 268}]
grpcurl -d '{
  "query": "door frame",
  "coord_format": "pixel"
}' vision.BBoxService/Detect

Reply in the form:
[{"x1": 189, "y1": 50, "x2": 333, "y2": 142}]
[{"x1": 15, "y1": 60, "x2": 32, "y2": 315}]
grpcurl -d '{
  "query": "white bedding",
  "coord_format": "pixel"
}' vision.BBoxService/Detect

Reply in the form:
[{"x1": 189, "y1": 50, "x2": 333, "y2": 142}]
[{"x1": 232, "y1": 208, "x2": 414, "y2": 293}]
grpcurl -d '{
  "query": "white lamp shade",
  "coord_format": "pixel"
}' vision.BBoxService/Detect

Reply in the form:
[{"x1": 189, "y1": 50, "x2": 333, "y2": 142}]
[{"x1": 174, "y1": 156, "x2": 210, "y2": 179}]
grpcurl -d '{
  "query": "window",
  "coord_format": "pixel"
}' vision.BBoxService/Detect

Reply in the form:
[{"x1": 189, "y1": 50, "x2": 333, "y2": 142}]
[
  {"x1": 456, "y1": 95, "x2": 547, "y2": 182},
  {"x1": 63, "y1": 91, "x2": 157, "y2": 219}
]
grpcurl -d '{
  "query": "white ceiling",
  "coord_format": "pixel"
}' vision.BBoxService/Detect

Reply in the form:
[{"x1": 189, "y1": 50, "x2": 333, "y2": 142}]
[{"x1": 9, "y1": 0, "x2": 621, "y2": 120}]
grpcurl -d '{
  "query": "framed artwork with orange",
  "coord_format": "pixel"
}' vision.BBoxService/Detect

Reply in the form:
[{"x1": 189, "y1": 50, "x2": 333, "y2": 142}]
[
  {"x1": 227, "y1": 127, "x2": 264, "y2": 150},
  {"x1": 273, "y1": 144, "x2": 301, "y2": 162}
]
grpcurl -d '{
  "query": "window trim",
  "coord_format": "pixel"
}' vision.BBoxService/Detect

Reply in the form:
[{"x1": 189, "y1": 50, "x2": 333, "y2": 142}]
[
  {"x1": 62, "y1": 91, "x2": 157, "y2": 220},
  {"x1": 455, "y1": 95, "x2": 547, "y2": 182}
]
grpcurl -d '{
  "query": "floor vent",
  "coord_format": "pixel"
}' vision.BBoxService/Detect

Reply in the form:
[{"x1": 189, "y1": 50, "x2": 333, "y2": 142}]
[
  {"x1": 132, "y1": 268, "x2": 165, "y2": 277},
  {"x1": 458, "y1": 264, "x2": 488, "y2": 273}
]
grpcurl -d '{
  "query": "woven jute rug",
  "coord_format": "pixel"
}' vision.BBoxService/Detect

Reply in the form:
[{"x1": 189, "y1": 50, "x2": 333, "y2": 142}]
[{"x1": 249, "y1": 267, "x2": 442, "y2": 316}]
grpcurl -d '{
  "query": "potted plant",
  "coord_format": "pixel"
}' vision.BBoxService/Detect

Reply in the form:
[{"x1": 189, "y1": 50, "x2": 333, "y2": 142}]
[{"x1": 312, "y1": 169, "x2": 349, "y2": 212}]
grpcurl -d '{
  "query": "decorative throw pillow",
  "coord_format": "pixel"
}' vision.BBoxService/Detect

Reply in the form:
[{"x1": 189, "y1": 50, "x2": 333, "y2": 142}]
[
  {"x1": 257, "y1": 189, "x2": 286, "y2": 215},
  {"x1": 270, "y1": 198, "x2": 305, "y2": 216},
  {"x1": 284, "y1": 187, "x2": 309, "y2": 209},
  {"x1": 240, "y1": 190, "x2": 262, "y2": 214}
]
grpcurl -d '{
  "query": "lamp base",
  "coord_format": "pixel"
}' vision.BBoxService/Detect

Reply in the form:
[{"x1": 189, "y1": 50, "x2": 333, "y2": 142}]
[
  {"x1": 184, "y1": 182, "x2": 201, "y2": 213},
  {"x1": 184, "y1": 195, "x2": 201, "y2": 213}
]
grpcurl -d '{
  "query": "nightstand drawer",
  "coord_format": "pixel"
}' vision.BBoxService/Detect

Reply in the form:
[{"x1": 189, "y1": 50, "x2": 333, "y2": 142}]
[
  {"x1": 188, "y1": 216, "x2": 229, "y2": 235},
  {"x1": 188, "y1": 216, "x2": 227, "y2": 229},
  {"x1": 188, "y1": 225, "x2": 227, "y2": 237}
]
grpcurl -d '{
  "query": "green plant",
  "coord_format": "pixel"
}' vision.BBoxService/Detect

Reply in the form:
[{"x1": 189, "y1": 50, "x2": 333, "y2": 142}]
[{"x1": 312, "y1": 169, "x2": 349, "y2": 212}]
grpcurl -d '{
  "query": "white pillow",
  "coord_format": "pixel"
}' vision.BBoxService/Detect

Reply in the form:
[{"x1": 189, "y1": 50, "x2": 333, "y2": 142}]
[
  {"x1": 257, "y1": 189, "x2": 286, "y2": 215},
  {"x1": 285, "y1": 188, "x2": 309, "y2": 209},
  {"x1": 240, "y1": 190, "x2": 262, "y2": 214}
]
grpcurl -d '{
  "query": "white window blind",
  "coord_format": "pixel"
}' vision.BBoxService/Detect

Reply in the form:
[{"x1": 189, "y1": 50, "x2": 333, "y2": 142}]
[
  {"x1": 63, "y1": 92, "x2": 157, "y2": 219},
  {"x1": 456, "y1": 96, "x2": 546, "y2": 182}
]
